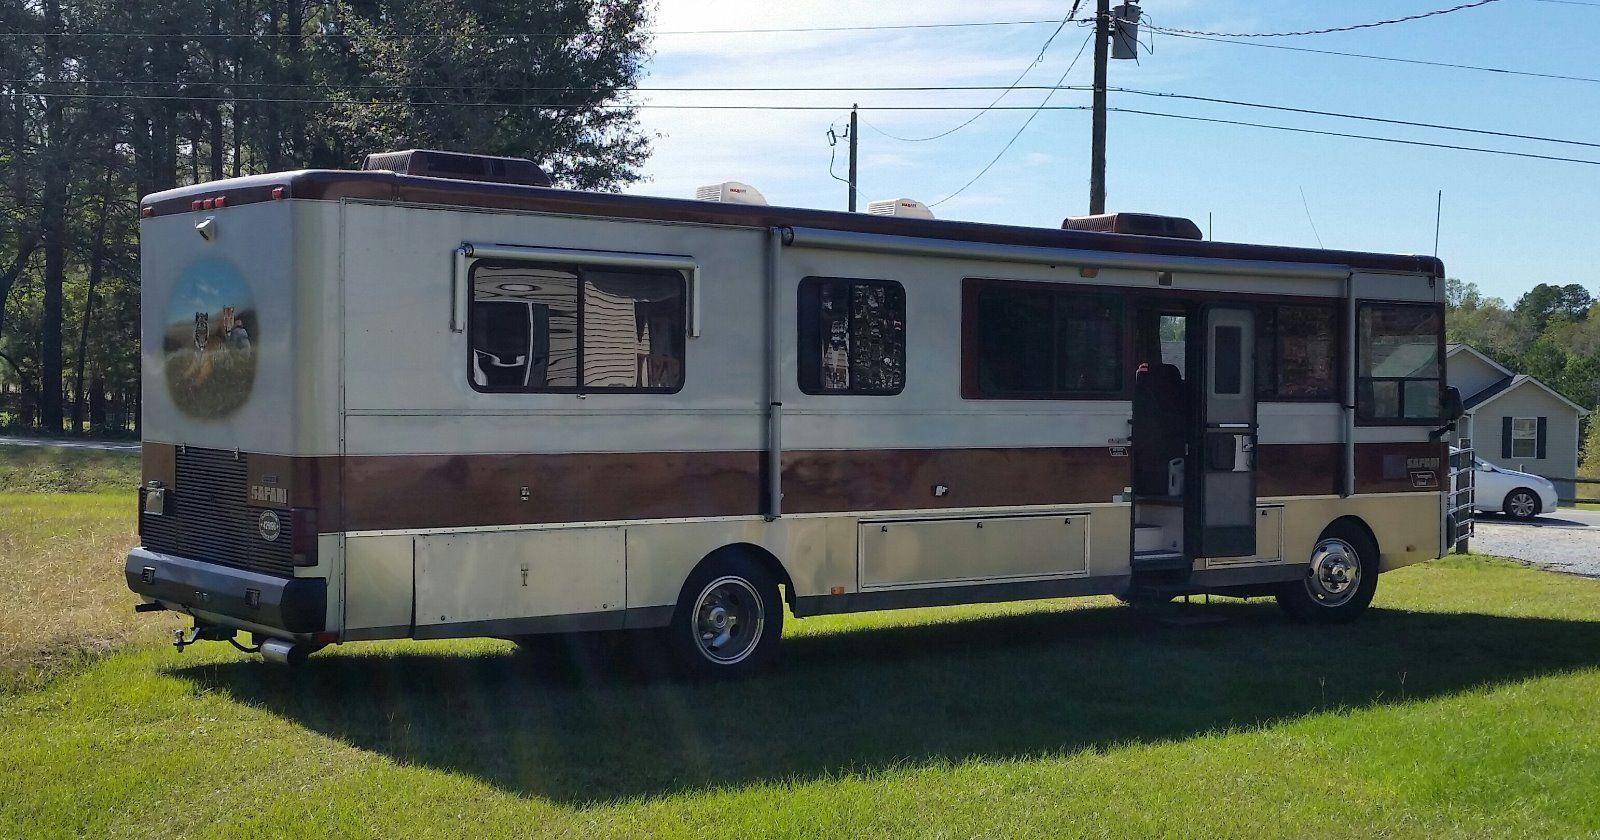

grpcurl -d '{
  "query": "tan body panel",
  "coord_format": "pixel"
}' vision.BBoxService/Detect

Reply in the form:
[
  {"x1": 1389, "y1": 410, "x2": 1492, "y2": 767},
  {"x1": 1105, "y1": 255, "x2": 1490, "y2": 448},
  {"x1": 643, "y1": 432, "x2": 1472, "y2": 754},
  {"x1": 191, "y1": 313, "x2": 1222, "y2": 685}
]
[{"x1": 859, "y1": 513, "x2": 1091, "y2": 589}]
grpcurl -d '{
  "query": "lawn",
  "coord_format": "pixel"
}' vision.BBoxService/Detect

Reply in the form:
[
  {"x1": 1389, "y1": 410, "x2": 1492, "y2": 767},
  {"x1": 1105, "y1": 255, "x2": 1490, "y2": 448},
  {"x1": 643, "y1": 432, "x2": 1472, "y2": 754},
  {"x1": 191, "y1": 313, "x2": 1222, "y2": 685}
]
[
  {"x1": 0, "y1": 444, "x2": 175, "y2": 693},
  {"x1": 3, "y1": 445, "x2": 1600, "y2": 837},
  {"x1": 0, "y1": 442, "x2": 141, "y2": 493}
]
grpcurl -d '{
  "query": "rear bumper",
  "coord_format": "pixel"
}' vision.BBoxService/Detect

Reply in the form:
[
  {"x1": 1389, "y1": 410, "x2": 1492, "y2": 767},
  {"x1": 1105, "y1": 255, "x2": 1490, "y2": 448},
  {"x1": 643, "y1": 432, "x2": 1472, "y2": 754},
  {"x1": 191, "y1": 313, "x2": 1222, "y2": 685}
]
[{"x1": 125, "y1": 547, "x2": 327, "y2": 636}]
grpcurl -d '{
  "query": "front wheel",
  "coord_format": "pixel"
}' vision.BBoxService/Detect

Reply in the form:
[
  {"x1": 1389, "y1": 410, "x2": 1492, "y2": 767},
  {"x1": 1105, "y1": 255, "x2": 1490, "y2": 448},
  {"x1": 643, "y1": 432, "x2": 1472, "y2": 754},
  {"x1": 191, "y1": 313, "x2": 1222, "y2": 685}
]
[
  {"x1": 1504, "y1": 488, "x2": 1541, "y2": 520},
  {"x1": 669, "y1": 553, "x2": 783, "y2": 677},
  {"x1": 1276, "y1": 523, "x2": 1379, "y2": 624}
]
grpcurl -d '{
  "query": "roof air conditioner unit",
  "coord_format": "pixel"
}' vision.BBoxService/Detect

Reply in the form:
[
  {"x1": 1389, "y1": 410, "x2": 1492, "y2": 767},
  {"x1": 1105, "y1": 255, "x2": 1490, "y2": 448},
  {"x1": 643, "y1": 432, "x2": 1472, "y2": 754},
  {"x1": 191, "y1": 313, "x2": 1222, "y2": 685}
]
[
  {"x1": 361, "y1": 149, "x2": 551, "y2": 187},
  {"x1": 695, "y1": 182, "x2": 768, "y2": 205},
  {"x1": 866, "y1": 198, "x2": 935, "y2": 219}
]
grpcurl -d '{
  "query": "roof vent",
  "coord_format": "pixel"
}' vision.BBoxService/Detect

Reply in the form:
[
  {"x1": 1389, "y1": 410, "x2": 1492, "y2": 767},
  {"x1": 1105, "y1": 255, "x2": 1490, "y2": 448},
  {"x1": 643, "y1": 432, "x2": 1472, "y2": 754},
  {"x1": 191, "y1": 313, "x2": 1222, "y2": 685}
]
[
  {"x1": 867, "y1": 198, "x2": 935, "y2": 219},
  {"x1": 1062, "y1": 212, "x2": 1202, "y2": 240},
  {"x1": 361, "y1": 149, "x2": 552, "y2": 187},
  {"x1": 695, "y1": 181, "x2": 767, "y2": 205}
]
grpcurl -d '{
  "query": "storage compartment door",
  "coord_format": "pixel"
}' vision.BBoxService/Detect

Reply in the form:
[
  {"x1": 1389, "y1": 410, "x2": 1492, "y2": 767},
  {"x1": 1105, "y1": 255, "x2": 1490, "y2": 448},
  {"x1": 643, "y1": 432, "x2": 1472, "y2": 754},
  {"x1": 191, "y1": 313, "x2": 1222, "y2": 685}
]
[
  {"x1": 414, "y1": 528, "x2": 624, "y2": 628},
  {"x1": 859, "y1": 514, "x2": 1089, "y2": 589}
]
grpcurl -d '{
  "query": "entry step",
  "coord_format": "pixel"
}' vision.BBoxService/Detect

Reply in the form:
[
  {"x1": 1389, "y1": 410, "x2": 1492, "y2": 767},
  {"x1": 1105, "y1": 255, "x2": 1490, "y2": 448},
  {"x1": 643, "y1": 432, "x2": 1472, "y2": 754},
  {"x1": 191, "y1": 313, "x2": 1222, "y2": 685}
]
[{"x1": 1131, "y1": 549, "x2": 1190, "y2": 573}]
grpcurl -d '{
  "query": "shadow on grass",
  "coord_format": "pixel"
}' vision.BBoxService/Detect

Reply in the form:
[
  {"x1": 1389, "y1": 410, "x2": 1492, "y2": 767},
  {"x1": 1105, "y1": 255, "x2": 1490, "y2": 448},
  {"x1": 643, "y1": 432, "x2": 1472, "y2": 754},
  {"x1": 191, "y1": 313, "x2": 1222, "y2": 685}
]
[{"x1": 172, "y1": 602, "x2": 1600, "y2": 804}]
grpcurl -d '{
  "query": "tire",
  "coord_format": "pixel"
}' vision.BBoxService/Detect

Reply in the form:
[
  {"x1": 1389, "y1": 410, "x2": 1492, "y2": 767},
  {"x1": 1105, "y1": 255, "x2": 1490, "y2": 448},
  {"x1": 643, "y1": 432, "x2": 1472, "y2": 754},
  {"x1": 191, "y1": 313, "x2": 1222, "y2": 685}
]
[
  {"x1": 668, "y1": 552, "x2": 783, "y2": 677},
  {"x1": 1503, "y1": 488, "x2": 1541, "y2": 521},
  {"x1": 1276, "y1": 522, "x2": 1379, "y2": 624}
]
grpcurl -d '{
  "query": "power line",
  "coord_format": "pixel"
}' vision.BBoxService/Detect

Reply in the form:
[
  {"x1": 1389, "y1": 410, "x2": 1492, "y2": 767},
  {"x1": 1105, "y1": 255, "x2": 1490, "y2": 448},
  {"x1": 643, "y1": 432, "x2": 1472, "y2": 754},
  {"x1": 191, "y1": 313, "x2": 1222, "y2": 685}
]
[
  {"x1": 1530, "y1": 0, "x2": 1600, "y2": 6},
  {"x1": 1144, "y1": 0, "x2": 1505, "y2": 38},
  {"x1": 1110, "y1": 107, "x2": 1600, "y2": 166},
  {"x1": 930, "y1": 31, "x2": 1096, "y2": 207},
  {"x1": 0, "y1": 19, "x2": 1064, "y2": 39},
  {"x1": 863, "y1": 1, "x2": 1084, "y2": 142},
  {"x1": 10, "y1": 85, "x2": 1600, "y2": 152},
  {"x1": 1109, "y1": 87, "x2": 1600, "y2": 149},
  {"x1": 0, "y1": 81, "x2": 1078, "y2": 92},
  {"x1": 0, "y1": 91, "x2": 1098, "y2": 111},
  {"x1": 1160, "y1": 31, "x2": 1600, "y2": 85}
]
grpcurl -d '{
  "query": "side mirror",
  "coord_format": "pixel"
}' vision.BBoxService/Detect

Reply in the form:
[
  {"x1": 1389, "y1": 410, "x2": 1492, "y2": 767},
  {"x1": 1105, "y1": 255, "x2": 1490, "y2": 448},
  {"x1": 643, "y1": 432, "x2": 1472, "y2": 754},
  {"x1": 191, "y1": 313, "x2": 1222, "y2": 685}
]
[{"x1": 1442, "y1": 386, "x2": 1464, "y2": 422}]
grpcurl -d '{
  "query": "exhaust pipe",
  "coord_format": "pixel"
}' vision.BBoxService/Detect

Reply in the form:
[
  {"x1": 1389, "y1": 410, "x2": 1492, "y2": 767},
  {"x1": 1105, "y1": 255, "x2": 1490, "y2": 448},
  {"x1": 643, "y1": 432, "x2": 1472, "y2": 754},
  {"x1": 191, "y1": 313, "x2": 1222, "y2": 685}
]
[{"x1": 260, "y1": 638, "x2": 309, "y2": 666}]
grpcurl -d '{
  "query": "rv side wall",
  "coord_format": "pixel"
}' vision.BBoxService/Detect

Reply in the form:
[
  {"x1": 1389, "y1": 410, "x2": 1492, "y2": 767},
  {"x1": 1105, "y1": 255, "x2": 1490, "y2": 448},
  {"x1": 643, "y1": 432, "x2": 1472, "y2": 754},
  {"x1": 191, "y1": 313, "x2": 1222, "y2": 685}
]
[{"x1": 321, "y1": 199, "x2": 1442, "y2": 641}]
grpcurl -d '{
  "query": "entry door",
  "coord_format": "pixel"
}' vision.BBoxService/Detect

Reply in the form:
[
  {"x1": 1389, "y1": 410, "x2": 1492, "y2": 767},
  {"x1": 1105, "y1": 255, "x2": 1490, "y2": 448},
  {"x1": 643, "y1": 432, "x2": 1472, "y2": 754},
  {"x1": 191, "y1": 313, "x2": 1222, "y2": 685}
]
[{"x1": 1192, "y1": 306, "x2": 1257, "y2": 557}]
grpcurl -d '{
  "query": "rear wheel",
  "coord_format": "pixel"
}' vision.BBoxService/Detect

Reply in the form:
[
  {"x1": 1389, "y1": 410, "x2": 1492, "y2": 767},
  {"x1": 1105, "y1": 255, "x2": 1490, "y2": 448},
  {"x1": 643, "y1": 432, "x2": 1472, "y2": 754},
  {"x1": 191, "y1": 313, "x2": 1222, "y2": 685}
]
[
  {"x1": 1504, "y1": 488, "x2": 1541, "y2": 520},
  {"x1": 669, "y1": 552, "x2": 783, "y2": 677},
  {"x1": 1276, "y1": 523, "x2": 1379, "y2": 624}
]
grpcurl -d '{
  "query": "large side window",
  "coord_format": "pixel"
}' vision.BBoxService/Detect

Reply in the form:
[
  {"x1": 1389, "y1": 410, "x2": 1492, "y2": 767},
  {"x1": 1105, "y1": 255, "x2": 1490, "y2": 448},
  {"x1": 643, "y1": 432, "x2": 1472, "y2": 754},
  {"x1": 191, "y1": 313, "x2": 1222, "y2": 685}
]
[
  {"x1": 1255, "y1": 304, "x2": 1338, "y2": 400},
  {"x1": 469, "y1": 259, "x2": 685, "y2": 393},
  {"x1": 967, "y1": 281, "x2": 1123, "y2": 398},
  {"x1": 797, "y1": 277, "x2": 906, "y2": 395},
  {"x1": 1356, "y1": 302, "x2": 1443, "y2": 421}
]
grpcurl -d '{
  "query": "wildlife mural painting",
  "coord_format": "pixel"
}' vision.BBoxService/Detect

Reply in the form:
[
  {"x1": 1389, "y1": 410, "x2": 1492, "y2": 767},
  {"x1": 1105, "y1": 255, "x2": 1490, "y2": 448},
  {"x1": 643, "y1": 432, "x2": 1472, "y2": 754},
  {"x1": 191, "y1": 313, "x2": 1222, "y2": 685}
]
[{"x1": 162, "y1": 258, "x2": 257, "y2": 419}]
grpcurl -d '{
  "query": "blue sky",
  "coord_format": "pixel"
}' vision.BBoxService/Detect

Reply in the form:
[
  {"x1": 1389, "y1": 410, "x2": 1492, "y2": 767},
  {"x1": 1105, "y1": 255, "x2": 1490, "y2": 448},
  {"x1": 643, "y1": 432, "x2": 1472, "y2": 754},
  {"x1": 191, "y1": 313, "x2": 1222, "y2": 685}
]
[{"x1": 626, "y1": 0, "x2": 1599, "y2": 303}]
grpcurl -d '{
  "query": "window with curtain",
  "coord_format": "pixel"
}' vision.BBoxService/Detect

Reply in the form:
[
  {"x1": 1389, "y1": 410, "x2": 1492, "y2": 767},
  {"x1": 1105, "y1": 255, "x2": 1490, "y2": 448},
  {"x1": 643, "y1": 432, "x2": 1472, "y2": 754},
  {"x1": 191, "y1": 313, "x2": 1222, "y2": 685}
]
[
  {"x1": 468, "y1": 259, "x2": 685, "y2": 393},
  {"x1": 797, "y1": 277, "x2": 906, "y2": 395}
]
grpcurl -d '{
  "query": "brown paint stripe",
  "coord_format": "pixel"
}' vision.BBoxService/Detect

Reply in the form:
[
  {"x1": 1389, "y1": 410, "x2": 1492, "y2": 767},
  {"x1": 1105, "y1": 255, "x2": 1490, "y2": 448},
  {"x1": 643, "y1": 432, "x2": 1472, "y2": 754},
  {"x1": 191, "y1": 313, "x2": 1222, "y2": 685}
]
[{"x1": 142, "y1": 441, "x2": 1443, "y2": 533}]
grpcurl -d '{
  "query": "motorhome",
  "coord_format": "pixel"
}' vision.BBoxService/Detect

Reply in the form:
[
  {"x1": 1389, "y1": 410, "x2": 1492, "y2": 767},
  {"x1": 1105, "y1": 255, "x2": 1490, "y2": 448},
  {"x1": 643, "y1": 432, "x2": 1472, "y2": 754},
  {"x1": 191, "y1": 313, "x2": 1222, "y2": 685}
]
[{"x1": 126, "y1": 149, "x2": 1468, "y2": 674}]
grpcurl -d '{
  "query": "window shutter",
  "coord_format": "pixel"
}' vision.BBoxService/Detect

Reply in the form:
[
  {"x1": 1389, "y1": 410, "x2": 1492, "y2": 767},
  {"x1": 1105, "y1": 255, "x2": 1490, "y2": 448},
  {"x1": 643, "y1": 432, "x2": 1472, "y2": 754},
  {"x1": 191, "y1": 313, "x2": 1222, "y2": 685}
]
[
  {"x1": 1537, "y1": 416, "x2": 1548, "y2": 459},
  {"x1": 1502, "y1": 416, "x2": 1513, "y2": 459}
]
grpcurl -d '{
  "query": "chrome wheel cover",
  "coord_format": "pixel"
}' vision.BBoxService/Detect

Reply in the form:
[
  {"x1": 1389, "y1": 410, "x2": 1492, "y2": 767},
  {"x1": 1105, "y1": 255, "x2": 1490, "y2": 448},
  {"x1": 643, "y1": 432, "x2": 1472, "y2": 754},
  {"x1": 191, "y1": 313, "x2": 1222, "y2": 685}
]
[
  {"x1": 692, "y1": 576, "x2": 764, "y2": 664},
  {"x1": 1507, "y1": 492, "x2": 1537, "y2": 518},
  {"x1": 1305, "y1": 537, "x2": 1361, "y2": 607}
]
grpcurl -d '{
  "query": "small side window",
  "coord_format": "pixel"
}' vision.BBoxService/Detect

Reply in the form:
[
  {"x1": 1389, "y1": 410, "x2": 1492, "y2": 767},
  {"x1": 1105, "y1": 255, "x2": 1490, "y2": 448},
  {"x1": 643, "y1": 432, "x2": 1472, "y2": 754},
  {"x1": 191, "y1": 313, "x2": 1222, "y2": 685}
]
[
  {"x1": 1212, "y1": 325, "x2": 1243, "y2": 395},
  {"x1": 469, "y1": 259, "x2": 685, "y2": 393},
  {"x1": 797, "y1": 277, "x2": 906, "y2": 395}
]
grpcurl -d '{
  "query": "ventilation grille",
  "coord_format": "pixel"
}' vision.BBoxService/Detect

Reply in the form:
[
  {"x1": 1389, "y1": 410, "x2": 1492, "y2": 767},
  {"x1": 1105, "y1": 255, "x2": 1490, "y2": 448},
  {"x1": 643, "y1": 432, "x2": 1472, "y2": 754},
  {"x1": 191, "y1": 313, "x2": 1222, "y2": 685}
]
[{"x1": 140, "y1": 447, "x2": 295, "y2": 578}]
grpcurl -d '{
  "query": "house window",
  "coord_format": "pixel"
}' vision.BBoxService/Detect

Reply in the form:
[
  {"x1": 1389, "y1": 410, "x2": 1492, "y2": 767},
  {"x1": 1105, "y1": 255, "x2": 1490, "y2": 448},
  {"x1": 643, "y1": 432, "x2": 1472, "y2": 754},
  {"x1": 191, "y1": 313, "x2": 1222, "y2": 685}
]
[
  {"x1": 797, "y1": 277, "x2": 906, "y2": 395},
  {"x1": 1356, "y1": 302, "x2": 1443, "y2": 421},
  {"x1": 1255, "y1": 305, "x2": 1338, "y2": 399},
  {"x1": 966, "y1": 281, "x2": 1124, "y2": 398},
  {"x1": 468, "y1": 259, "x2": 686, "y2": 393},
  {"x1": 1511, "y1": 417, "x2": 1538, "y2": 459}
]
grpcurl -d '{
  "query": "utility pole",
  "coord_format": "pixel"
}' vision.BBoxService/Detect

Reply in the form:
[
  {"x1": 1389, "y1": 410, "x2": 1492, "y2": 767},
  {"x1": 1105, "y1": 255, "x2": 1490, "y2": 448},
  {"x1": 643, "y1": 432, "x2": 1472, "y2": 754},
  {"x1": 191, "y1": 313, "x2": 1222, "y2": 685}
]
[
  {"x1": 848, "y1": 104, "x2": 859, "y2": 212},
  {"x1": 1089, "y1": 0, "x2": 1110, "y2": 215}
]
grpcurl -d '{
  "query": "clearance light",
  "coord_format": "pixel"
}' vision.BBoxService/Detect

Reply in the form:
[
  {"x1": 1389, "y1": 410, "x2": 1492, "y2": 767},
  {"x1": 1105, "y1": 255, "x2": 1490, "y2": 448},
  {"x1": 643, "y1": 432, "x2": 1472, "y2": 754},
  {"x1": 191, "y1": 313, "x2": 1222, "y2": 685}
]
[
  {"x1": 270, "y1": 187, "x2": 285, "y2": 200},
  {"x1": 1079, "y1": 267, "x2": 1100, "y2": 278},
  {"x1": 191, "y1": 200, "x2": 203, "y2": 211},
  {"x1": 140, "y1": 206, "x2": 153, "y2": 218}
]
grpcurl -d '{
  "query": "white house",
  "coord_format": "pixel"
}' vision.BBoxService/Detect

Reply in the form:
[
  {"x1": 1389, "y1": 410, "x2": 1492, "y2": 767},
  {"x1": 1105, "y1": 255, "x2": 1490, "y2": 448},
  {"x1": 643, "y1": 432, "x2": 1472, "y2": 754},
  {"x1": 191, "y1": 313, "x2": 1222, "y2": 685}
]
[{"x1": 1448, "y1": 344, "x2": 1591, "y2": 498}]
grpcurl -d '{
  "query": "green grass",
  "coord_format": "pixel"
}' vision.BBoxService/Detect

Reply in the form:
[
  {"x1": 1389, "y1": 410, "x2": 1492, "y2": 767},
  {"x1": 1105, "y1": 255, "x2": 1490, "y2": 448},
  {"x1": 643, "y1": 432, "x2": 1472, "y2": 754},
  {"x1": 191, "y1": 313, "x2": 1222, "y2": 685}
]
[
  {"x1": 0, "y1": 491, "x2": 178, "y2": 694},
  {"x1": 3, "y1": 555, "x2": 1600, "y2": 838},
  {"x1": 0, "y1": 444, "x2": 140, "y2": 493},
  {"x1": 4, "y1": 442, "x2": 1599, "y2": 836}
]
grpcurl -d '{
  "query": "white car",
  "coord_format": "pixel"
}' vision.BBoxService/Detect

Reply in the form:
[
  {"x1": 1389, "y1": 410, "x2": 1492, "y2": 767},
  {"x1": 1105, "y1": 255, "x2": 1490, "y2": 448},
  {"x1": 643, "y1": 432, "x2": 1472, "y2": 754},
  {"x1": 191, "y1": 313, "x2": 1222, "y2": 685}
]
[{"x1": 1470, "y1": 457, "x2": 1560, "y2": 520}]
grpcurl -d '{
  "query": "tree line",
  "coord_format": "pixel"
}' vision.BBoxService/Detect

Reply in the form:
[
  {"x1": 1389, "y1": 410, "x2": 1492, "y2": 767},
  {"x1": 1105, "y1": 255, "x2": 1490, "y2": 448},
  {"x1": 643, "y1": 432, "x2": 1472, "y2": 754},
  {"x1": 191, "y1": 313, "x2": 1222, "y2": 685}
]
[{"x1": 1, "y1": 0, "x2": 651, "y2": 435}]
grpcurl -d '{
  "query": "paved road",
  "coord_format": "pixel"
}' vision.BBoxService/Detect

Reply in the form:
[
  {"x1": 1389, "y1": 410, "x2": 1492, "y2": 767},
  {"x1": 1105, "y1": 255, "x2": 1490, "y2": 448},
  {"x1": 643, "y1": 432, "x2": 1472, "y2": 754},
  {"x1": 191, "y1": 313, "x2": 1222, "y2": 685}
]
[
  {"x1": 1473, "y1": 508, "x2": 1600, "y2": 580},
  {"x1": 0, "y1": 435, "x2": 140, "y2": 452}
]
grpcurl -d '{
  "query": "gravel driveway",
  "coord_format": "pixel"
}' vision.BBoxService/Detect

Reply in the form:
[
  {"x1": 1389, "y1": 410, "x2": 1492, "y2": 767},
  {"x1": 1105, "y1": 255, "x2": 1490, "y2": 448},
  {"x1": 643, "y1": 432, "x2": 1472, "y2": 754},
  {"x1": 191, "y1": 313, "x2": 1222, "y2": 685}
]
[{"x1": 1471, "y1": 508, "x2": 1600, "y2": 580}]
